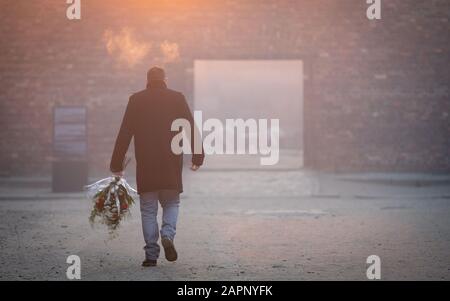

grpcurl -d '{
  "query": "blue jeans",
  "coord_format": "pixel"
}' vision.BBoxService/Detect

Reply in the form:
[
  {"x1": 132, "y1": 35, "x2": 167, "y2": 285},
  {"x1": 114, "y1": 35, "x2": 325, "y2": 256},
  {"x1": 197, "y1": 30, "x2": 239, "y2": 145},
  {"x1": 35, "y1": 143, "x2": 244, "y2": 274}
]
[{"x1": 139, "y1": 191, "x2": 180, "y2": 260}]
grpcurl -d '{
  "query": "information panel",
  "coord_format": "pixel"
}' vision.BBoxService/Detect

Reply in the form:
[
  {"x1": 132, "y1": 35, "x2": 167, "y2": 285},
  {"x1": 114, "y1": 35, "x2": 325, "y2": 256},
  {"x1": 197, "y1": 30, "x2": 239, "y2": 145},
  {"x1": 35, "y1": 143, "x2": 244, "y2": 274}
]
[{"x1": 53, "y1": 106, "x2": 87, "y2": 159}]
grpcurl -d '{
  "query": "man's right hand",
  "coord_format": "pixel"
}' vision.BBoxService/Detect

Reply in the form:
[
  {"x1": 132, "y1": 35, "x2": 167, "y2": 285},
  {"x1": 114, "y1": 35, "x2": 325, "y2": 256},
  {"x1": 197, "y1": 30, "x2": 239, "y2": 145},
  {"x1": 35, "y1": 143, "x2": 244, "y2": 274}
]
[{"x1": 190, "y1": 164, "x2": 200, "y2": 171}]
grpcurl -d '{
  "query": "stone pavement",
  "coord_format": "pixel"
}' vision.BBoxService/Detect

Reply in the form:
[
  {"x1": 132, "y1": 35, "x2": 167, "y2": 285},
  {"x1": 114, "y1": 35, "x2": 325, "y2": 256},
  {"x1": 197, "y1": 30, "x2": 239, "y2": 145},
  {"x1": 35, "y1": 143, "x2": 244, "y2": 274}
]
[{"x1": 0, "y1": 171, "x2": 449, "y2": 280}]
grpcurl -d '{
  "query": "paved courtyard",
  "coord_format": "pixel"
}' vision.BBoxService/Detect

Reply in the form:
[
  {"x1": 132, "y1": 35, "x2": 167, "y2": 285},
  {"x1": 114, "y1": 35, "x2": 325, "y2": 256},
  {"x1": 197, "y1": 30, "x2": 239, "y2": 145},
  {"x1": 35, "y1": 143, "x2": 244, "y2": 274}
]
[{"x1": 0, "y1": 170, "x2": 449, "y2": 280}]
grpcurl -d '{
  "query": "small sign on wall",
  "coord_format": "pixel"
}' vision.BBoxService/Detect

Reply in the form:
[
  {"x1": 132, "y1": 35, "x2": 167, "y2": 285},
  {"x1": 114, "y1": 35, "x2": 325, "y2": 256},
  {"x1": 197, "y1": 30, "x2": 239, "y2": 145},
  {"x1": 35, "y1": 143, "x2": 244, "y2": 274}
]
[
  {"x1": 52, "y1": 106, "x2": 88, "y2": 192},
  {"x1": 53, "y1": 106, "x2": 87, "y2": 159}
]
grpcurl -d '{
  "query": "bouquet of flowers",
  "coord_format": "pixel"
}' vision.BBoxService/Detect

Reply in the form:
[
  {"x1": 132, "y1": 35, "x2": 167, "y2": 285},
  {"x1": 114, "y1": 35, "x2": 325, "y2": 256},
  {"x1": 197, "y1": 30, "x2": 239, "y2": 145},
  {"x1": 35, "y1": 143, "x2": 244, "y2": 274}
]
[{"x1": 85, "y1": 175, "x2": 137, "y2": 237}]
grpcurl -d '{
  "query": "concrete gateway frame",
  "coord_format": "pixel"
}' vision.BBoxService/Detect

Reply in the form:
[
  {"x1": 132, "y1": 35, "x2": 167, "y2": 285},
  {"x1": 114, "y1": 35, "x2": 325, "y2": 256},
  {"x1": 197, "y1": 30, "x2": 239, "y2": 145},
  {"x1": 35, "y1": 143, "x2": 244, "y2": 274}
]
[{"x1": 191, "y1": 59, "x2": 305, "y2": 169}]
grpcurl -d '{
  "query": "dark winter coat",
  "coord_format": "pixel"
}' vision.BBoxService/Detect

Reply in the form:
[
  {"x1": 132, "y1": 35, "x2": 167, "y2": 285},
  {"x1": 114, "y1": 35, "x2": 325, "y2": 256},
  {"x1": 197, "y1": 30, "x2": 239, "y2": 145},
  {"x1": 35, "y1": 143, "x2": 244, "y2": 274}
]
[{"x1": 110, "y1": 81, "x2": 204, "y2": 194}]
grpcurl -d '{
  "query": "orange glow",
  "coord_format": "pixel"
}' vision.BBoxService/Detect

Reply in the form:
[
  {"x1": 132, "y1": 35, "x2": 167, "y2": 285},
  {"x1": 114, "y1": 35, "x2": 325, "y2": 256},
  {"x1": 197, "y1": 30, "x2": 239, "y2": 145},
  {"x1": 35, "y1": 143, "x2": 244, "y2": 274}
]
[
  {"x1": 103, "y1": 27, "x2": 151, "y2": 68},
  {"x1": 160, "y1": 40, "x2": 180, "y2": 64}
]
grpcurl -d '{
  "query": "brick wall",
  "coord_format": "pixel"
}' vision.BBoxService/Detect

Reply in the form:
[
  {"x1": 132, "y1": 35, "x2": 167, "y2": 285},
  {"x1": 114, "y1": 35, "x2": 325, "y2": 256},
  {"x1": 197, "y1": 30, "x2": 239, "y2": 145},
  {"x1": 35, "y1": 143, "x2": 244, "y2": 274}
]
[{"x1": 0, "y1": 0, "x2": 448, "y2": 175}]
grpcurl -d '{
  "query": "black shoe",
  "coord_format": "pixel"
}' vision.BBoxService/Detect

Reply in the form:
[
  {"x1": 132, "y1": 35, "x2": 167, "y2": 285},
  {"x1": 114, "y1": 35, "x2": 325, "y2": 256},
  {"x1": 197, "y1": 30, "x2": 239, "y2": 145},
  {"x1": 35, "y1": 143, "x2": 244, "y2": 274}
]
[
  {"x1": 142, "y1": 259, "x2": 157, "y2": 267},
  {"x1": 161, "y1": 237, "x2": 178, "y2": 262}
]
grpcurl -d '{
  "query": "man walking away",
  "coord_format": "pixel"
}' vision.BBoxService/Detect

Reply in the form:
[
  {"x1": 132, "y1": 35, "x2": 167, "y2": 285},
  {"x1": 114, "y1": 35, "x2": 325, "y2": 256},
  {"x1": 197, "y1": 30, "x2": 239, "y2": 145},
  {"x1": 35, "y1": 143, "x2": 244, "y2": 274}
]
[{"x1": 110, "y1": 66, "x2": 204, "y2": 267}]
